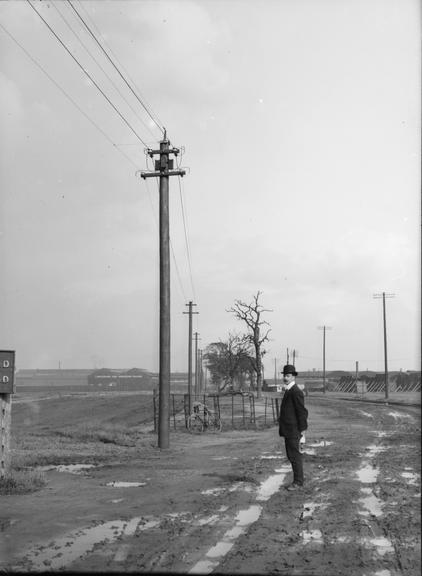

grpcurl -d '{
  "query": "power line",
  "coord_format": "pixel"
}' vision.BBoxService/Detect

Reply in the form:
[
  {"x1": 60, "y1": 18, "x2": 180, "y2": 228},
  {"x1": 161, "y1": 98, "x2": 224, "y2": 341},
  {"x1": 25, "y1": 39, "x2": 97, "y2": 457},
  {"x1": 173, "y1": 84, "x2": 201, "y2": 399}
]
[
  {"x1": 0, "y1": 20, "x2": 141, "y2": 172},
  {"x1": 51, "y1": 0, "x2": 158, "y2": 141},
  {"x1": 177, "y1": 175, "x2": 196, "y2": 301},
  {"x1": 26, "y1": 0, "x2": 150, "y2": 148},
  {"x1": 74, "y1": 0, "x2": 164, "y2": 135},
  {"x1": 67, "y1": 0, "x2": 165, "y2": 135}
]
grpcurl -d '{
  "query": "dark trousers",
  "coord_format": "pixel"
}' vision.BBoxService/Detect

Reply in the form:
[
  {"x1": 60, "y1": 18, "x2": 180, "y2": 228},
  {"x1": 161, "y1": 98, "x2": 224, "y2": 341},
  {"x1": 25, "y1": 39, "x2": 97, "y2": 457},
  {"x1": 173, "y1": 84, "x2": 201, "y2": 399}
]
[{"x1": 284, "y1": 436, "x2": 304, "y2": 485}]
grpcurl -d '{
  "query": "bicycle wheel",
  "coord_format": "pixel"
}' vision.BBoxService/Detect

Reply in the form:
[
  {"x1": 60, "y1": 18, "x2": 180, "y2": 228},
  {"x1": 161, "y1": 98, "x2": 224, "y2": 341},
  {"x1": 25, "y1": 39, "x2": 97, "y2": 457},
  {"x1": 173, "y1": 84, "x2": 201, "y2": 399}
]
[
  {"x1": 208, "y1": 416, "x2": 222, "y2": 432},
  {"x1": 188, "y1": 414, "x2": 204, "y2": 433}
]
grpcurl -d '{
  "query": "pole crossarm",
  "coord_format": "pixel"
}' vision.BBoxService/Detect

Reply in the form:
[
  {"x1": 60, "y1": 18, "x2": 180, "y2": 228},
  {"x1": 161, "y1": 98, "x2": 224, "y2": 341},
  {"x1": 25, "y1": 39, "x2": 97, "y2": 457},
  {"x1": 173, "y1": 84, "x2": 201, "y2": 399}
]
[{"x1": 141, "y1": 170, "x2": 186, "y2": 179}]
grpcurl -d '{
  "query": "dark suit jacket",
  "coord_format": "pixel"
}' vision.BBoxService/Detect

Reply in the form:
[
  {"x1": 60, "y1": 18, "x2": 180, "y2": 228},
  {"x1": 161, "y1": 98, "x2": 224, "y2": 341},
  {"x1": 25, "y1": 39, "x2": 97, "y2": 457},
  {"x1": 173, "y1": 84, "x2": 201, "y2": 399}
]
[{"x1": 278, "y1": 384, "x2": 308, "y2": 438}]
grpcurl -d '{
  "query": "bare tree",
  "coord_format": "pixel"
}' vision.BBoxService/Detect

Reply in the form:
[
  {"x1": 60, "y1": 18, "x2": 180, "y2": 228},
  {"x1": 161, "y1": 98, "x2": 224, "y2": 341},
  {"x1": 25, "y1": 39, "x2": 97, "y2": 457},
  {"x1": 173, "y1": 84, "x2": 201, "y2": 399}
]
[
  {"x1": 228, "y1": 291, "x2": 272, "y2": 398},
  {"x1": 204, "y1": 333, "x2": 253, "y2": 393}
]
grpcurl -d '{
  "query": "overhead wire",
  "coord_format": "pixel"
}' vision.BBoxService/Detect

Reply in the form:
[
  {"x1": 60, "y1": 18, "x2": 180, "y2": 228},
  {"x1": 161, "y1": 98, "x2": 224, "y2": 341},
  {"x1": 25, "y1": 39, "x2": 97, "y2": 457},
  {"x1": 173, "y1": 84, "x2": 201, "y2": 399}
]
[
  {"x1": 12, "y1": 1, "x2": 196, "y2": 313},
  {"x1": 177, "y1": 175, "x2": 196, "y2": 302},
  {"x1": 67, "y1": 0, "x2": 165, "y2": 136},
  {"x1": 74, "y1": 0, "x2": 165, "y2": 136},
  {"x1": 51, "y1": 0, "x2": 158, "y2": 142},
  {"x1": 0, "y1": 20, "x2": 141, "y2": 172},
  {"x1": 26, "y1": 0, "x2": 150, "y2": 149},
  {"x1": 74, "y1": 0, "x2": 164, "y2": 133}
]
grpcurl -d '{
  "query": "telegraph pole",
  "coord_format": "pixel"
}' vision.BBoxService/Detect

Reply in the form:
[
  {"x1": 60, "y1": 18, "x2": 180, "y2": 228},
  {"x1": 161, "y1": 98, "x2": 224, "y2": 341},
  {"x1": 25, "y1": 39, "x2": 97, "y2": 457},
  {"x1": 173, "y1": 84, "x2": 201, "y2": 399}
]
[
  {"x1": 373, "y1": 292, "x2": 395, "y2": 400},
  {"x1": 194, "y1": 332, "x2": 200, "y2": 397},
  {"x1": 183, "y1": 301, "x2": 198, "y2": 414},
  {"x1": 318, "y1": 326, "x2": 332, "y2": 393},
  {"x1": 141, "y1": 131, "x2": 185, "y2": 449}
]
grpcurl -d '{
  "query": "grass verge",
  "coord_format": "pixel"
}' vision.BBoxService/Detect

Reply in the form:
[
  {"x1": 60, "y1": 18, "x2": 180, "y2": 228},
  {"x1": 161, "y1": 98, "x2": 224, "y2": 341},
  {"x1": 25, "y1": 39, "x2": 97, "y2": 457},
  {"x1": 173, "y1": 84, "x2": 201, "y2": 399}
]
[{"x1": 0, "y1": 468, "x2": 46, "y2": 495}]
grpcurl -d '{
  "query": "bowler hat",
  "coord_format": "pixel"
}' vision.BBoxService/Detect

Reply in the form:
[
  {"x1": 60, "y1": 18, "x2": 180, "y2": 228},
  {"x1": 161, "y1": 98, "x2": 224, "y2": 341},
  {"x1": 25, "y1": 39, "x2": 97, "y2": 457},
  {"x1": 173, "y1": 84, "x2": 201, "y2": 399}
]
[{"x1": 282, "y1": 364, "x2": 298, "y2": 376}]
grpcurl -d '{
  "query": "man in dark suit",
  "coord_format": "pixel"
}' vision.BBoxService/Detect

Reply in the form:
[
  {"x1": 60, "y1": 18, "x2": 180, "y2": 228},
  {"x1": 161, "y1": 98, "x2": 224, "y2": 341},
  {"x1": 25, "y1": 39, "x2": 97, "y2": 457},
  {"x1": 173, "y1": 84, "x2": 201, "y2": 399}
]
[{"x1": 279, "y1": 364, "x2": 308, "y2": 490}]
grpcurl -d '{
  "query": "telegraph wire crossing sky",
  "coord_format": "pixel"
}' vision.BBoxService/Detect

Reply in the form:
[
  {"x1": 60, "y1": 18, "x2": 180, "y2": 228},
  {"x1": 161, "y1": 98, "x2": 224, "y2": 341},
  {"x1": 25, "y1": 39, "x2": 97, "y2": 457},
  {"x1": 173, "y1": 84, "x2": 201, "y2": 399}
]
[{"x1": 0, "y1": 0, "x2": 420, "y2": 374}]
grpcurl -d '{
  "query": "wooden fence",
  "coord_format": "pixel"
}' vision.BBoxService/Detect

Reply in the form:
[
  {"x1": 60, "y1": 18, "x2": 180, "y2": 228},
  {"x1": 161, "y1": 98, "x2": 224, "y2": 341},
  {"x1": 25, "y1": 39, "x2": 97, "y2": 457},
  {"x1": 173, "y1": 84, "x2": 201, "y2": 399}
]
[{"x1": 152, "y1": 391, "x2": 280, "y2": 432}]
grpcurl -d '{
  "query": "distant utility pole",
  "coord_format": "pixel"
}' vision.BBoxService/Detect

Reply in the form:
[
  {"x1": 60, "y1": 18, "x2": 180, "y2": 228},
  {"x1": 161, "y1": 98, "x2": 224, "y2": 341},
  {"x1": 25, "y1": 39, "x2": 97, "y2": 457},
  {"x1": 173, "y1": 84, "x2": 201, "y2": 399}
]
[
  {"x1": 198, "y1": 349, "x2": 203, "y2": 394},
  {"x1": 318, "y1": 326, "x2": 332, "y2": 394},
  {"x1": 274, "y1": 358, "x2": 277, "y2": 384},
  {"x1": 373, "y1": 292, "x2": 395, "y2": 400},
  {"x1": 141, "y1": 130, "x2": 185, "y2": 449},
  {"x1": 286, "y1": 348, "x2": 290, "y2": 364},
  {"x1": 292, "y1": 349, "x2": 299, "y2": 366},
  {"x1": 194, "y1": 332, "x2": 200, "y2": 397},
  {"x1": 183, "y1": 301, "x2": 198, "y2": 414}
]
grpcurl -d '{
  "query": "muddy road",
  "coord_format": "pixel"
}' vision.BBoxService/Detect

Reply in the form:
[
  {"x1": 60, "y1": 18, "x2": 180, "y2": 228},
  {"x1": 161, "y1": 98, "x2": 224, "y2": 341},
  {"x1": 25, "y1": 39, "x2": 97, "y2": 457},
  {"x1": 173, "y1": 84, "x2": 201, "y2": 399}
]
[{"x1": 1, "y1": 395, "x2": 420, "y2": 575}]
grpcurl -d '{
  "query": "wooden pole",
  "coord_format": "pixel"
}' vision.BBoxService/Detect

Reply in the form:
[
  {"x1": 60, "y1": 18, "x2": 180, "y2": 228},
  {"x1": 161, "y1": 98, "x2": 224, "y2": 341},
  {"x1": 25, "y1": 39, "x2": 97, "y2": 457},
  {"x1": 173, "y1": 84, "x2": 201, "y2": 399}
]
[{"x1": 0, "y1": 394, "x2": 11, "y2": 478}]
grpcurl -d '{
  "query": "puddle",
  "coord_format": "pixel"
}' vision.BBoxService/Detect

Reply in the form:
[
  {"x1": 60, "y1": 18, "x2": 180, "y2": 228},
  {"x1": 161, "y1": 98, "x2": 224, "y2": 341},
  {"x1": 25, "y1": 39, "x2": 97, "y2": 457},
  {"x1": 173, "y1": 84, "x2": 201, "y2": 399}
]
[
  {"x1": 201, "y1": 483, "x2": 254, "y2": 496},
  {"x1": 401, "y1": 472, "x2": 418, "y2": 485},
  {"x1": 256, "y1": 466, "x2": 290, "y2": 501},
  {"x1": 365, "y1": 445, "x2": 387, "y2": 456},
  {"x1": 110, "y1": 499, "x2": 124, "y2": 504},
  {"x1": 364, "y1": 536, "x2": 394, "y2": 556},
  {"x1": 190, "y1": 468, "x2": 290, "y2": 574},
  {"x1": 20, "y1": 517, "x2": 158, "y2": 570},
  {"x1": 212, "y1": 456, "x2": 238, "y2": 461},
  {"x1": 37, "y1": 464, "x2": 96, "y2": 475},
  {"x1": 302, "y1": 502, "x2": 318, "y2": 519},
  {"x1": 374, "y1": 571, "x2": 391, "y2": 576},
  {"x1": 106, "y1": 481, "x2": 146, "y2": 488},
  {"x1": 388, "y1": 411, "x2": 412, "y2": 421},
  {"x1": 197, "y1": 515, "x2": 220, "y2": 526},
  {"x1": 308, "y1": 441, "x2": 333, "y2": 448},
  {"x1": 189, "y1": 505, "x2": 263, "y2": 574},
  {"x1": 302, "y1": 529, "x2": 323, "y2": 544},
  {"x1": 356, "y1": 464, "x2": 379, "y2": 484},
  {"x1": 201, "y1": 487, "x2": 225, "y2": 496},
  {"x1": 258, "y1": 455, "x2": 282, "y2": 460},
  {"x1": 359, "y1": 411, "x2": 374, "y2": 418},
  {"x1": 359, "y1": 487, "x2": 383, "y2": 517}
]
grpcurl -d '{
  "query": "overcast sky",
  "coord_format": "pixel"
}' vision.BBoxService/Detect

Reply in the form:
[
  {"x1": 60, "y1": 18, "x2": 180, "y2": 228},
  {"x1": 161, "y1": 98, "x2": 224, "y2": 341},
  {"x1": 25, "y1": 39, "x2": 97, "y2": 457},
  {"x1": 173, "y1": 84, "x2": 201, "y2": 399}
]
[{"x1": 0, "y1": 0, "x2": 420, "y2": 375}]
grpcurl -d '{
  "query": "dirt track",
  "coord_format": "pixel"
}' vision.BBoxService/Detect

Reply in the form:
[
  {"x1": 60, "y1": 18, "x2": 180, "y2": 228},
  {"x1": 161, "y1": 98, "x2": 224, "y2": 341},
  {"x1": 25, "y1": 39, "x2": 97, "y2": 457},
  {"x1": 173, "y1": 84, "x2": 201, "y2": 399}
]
[{"x1": 1, "y1": 395, "x2": 420, "y2": 575}]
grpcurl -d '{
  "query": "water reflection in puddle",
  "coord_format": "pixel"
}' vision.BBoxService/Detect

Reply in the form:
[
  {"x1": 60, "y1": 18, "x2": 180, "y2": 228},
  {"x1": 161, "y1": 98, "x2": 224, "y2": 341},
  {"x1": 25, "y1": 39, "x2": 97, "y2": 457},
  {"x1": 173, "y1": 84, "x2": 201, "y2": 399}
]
[
  {"x1": 256, "y1": 466, "x2": 290, "y2": 501},
  {"x1": 356, "y1": 464, "x2": 379, "y2": 484},
  {"x1": 359, "y1": 488, "x2": 383, "y2": 517},
  {"x1": 365, "y1": 537, "x2": 394, "y2": 556},
  {"x1": 190, "y1": 468, "x2": 290, "y2": 574},
  {"x1": 401, "y1": 471, "x2": 418, "y2": 485},
  {"x1": 301, "y1": 529, "x2": 323, "y2": 544},
  {"x1": 106, "y1": 481, "x2": 146, "y2": 488},
  {"x1": 201, "y1": 483, "x2": 254, "y2": 496},
  {"x1": 189, "y1": 505, "x2": 262, "y2": 574},
  {"x1": 37, "y1": 464, "x2": 96, "y2": 475},
  {"x1": 20, "y1": 517, "x2": 159, "y2": 571},
  {"x1": 308, "y1": 441, "x2": 333, "y2": 448}
]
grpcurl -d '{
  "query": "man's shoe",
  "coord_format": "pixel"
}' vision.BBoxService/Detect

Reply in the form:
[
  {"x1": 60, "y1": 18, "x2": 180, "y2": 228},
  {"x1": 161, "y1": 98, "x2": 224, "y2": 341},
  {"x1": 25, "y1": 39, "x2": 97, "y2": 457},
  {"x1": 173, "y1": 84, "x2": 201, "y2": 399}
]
[{"x1": 285, "y1": 483, "x2": 303, "y2": 491}]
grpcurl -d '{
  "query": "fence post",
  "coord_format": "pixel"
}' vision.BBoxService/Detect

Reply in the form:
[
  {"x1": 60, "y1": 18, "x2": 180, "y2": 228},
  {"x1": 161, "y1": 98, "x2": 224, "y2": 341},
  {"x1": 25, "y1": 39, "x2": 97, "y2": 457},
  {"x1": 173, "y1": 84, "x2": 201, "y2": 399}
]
[
  {"x1": 242, "y1": 395, "x2": 246, "y2": 427},
  {"x1": 1, "y1": 394, "x2": 11, "y2": 478},
  {"x1": 264, "y1": 397, "x2": 267, "y2": 425},
  {"x1": 153, "y1": 389, "x2": 158, "y2": 433},
  {"x1": 250, "y1": 395, "x2": 256, "y2": 426},
  {"x1": 172, "y1": 394, "x2": 176, "y2": 430},
  {"x1": 231, "y1": 395, "x2": 234, "y2": 428}
]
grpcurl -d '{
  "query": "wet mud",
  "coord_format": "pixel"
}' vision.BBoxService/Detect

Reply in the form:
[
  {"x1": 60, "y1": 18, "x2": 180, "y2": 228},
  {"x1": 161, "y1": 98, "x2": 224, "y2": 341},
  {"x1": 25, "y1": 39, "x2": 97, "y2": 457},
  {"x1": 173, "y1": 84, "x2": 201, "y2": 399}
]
[{"x1": 1, "y1": 396, "x2": 420, "y2": 575}]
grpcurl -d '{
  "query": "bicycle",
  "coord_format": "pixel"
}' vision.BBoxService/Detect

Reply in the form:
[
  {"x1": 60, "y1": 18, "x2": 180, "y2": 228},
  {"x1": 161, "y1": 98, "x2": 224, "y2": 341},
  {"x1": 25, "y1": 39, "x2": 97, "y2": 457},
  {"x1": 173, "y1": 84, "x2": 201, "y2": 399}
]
[{"x1": 187, "y1": 401, "x2": 222, "y2": 433}]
